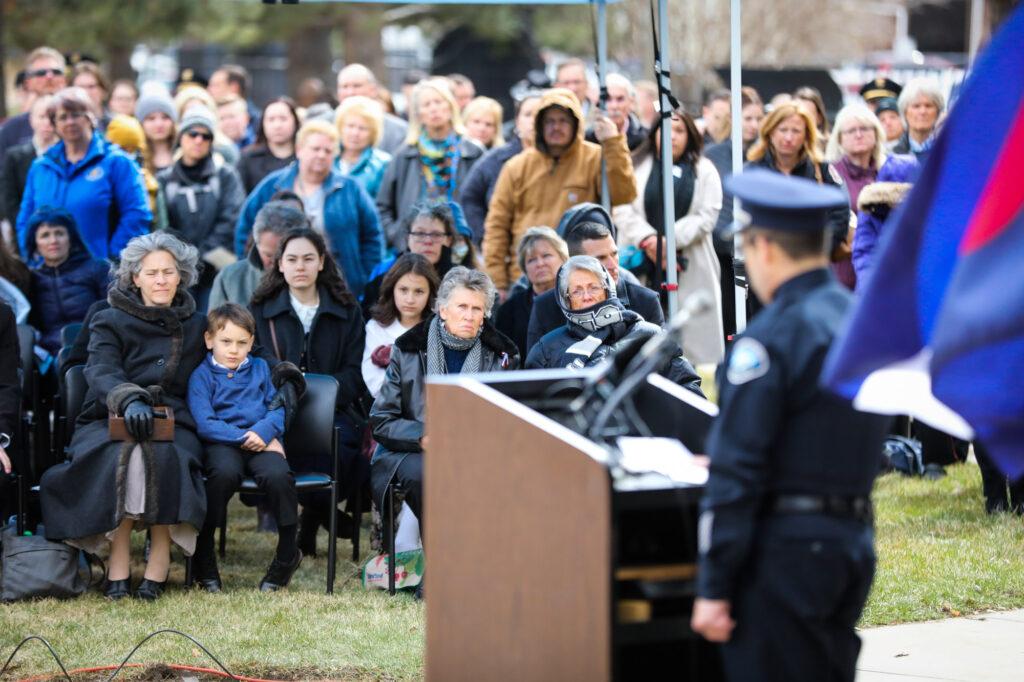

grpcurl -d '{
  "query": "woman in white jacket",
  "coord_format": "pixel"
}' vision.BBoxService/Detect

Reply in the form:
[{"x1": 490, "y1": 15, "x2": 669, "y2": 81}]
[{"x1": 613, "y1": 108, "x2": 724, "y2": 365}]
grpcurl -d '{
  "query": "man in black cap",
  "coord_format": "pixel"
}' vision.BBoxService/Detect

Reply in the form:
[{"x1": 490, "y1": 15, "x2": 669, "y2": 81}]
[
  {"x1": 691, "y1": 169, "x2": 890, "y2": 681},
  {"x1": 859, "y1": 76, "x2": 902, "y2": 111},
  {"x1": 874, "y1": 97, "x2": 905, "y2": 151}
]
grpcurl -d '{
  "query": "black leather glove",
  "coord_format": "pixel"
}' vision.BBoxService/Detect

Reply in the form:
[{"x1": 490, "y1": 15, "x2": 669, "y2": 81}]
[
  {"x1": 123, "y1": 399, "x2": 154, "y2": 441},
  {"x1": 268, "y1": 382, "x2": 299, "y2": 430}
]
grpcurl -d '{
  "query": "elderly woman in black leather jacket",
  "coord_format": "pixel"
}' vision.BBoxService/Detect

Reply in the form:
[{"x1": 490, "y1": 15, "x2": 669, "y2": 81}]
[{"x1": 525, "y1": 255, "x2": 703, "y2": 395}]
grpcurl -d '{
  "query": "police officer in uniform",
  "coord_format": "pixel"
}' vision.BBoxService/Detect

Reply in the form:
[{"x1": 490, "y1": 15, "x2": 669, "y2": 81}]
[{"x1": 690, "y1": 169, "x2": 890, "y2": 681}]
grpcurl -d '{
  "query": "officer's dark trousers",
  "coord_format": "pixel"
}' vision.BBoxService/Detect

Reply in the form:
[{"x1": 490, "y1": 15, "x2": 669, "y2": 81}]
[
  {"x1": 722, "y1": 518, "x2": 875, "y2": 682},
  {"x1": 201, "y1": 444, "x2": 299, "y2": 532}
]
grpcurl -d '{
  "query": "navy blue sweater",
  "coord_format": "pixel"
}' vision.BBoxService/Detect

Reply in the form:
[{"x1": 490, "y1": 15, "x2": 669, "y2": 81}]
[{"x1": 187, "y1": 353, "x2": 284, "y2": 446}]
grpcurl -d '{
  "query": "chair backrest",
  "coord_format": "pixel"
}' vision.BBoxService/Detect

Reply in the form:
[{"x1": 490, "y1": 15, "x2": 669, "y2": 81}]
[
  {"x1": 16, "y1": 325, "x2": 33, "y2": 394},
  {"x1": 284, "y1": 373, "x2": 338, "y2": 469},
  {"x1": 60, "y1": 323, "x2": 83, "y2": 348},
  {"x1": 62, "y1": 365, "x2": 88, "y2": 446}
]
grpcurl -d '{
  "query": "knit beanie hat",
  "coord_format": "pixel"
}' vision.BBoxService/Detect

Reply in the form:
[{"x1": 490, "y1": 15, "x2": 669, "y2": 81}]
[
  {"x1": 178, "y1": 105, "x2": 217, "y2": 140},
  {"x1": 105, "y1": 114, "x2": 147, "y2": 155},
  {"x1": 135, "y1": 89, "x2": 178, "y2": 124}
]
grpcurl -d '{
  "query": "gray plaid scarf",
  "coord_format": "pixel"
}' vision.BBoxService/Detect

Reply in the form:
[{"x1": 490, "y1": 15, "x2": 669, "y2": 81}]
[{"x1": 425, "y1": 315, "x2": 484, "y2": 376}]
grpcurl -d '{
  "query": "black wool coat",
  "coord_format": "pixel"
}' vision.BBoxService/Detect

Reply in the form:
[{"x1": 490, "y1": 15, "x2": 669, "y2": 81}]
[
  {"x1": 250, "y1": 284, "x2": 367, "y2": 411},
  {"x1": 40, "y1": 286, "x2": 208, "y2": 541},
  {"x1": 369, "y1": 316, "x2": 519, "y2": 509}
]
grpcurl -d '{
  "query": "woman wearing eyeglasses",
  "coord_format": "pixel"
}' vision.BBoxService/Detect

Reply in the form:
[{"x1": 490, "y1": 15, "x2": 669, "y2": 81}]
[
  {"x1": 16, "y1": 86, "x2": 152, "y2": 260},
  {"x1": 524, "y1": 255, "x2": 703, "y2": 394},
  {"x1": 157, "y1": 105, "x2": 245, "y2": 311}
]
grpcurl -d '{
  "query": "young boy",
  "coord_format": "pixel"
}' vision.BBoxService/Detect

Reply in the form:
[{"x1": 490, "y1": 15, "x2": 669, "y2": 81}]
[{"x1": 188, "y1": 303, "x2": 301, "y2": 592}]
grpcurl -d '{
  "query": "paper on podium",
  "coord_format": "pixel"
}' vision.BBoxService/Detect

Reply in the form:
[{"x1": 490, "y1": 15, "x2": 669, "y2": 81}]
[{"x1": 617, "y1": 437, "x2": 709, "y2": 485}]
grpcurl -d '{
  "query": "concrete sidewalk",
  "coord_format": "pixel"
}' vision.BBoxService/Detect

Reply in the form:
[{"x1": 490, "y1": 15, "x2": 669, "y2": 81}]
[{"x1": 857, "y1": 609, "x2": 1024, "y2": 681}]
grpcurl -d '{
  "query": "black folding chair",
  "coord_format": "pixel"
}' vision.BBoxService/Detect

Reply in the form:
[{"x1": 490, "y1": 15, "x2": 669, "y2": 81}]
[
  {"x1": 59, "y1": 323, "x2": 83, "y2": 349},
  {"x1": 212, "y1": 374, "x2": 358, "y2": 594}
]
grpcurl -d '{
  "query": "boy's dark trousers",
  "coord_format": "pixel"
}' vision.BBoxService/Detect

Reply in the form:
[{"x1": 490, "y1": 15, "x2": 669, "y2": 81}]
[{"x1": 200, "y1": 444, "x2": 298, "y2": 541}]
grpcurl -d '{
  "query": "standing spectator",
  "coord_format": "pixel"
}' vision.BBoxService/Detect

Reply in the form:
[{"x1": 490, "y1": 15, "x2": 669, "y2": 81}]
[
  {"x1": 335, "y1": 95, "x2": 392, "y2": 199},
  {"x1": 852, "y1": 154, "x2": 918, "y2": 286},
  {"x1": 376, "y1": 78, "x2": 485, "y2": 252},
  {"x1": 585, "y1": 73, "x2": 648, "y2": 153},
  {"x1": 25, "y1": 207, "x2": 109, "y2": 355},
  {"x1": 0, "y1": 46, "x2": 67, "y2": 163},
  {"x1": 459, "y1": 92, "x2": 542, "y2": 244},
  {"x1": 635, "y1": 80, "x2": 659, "y2": 130},
  {"x1": 108, "y1": 79, "x2": 139, "y2": 118},
  {"x1": 704, "y1": 86, "x2": 763, "y2": 339},
  {"x1": 16, "y1": 87, "x2": 151, "y2": 260},
  {"x1": 336, "y1": 64, "x2": 409, "y2": 154},
  {"x1": 793, "y1": 85, "x2": 831, "y2": 144},
  {"x1": 462, "y1": 96, "x2": 505, "y2": 150},
  {"x1": 137, "y1": 88, "x2": 178, "y2": 174},
  {"x1": 826, "y1": 103, "x2": 887, "y2": 289},
  {"x1": 2, "y1": 95, "x2": 57, "y2": 225},
  {"x1": 893, "y1": 78, "x2": 945, "y2": 157},
  {"x1": 158, "y1": 106, "x2": 245, "y2": 311},
  {"x1": 175, "y1": 86, "x2": 239, "y2": 166},
  {"x1": 858, "y1": 76, "x2": 901, "y2": 111},
  {"x1": 701, "y1": 89, "x2": 731, "y2": 146},
  {"x1": 235, "y1": 120, "x2": 383, "y2": 298},
  {"x1": 483, "y1": 88, "x2": 636, "y2": 294},
  {"x1": 39, "y1": 232, "x2": 209, "y2": 601},
  {"x1": 874, "y1": 98, "x2": 905, "y2": 152},
  {"x1": 0, "y1": 239, "x2": 31, "y2": 323},
  {"x1": 216, "y1": 95, "x2": 254, "y2": 150},
  {"x1": 362, "y1": 253, "x2": 438, "y2": 398},
  {"x1": 209, "y1": 200, "x2": 307, "y2": 310},
  {"x1": 613, "y1": 108, "x2": 725, "y2": 365},
  {"x1": 207, "y1": 65, "x2": 260, "y2": 145},
  {"x1": 494, "y1": 227, "x2": 568, "y2": 360},
  {"x1": 105, "y1": 114, "x2": 161, "y2": 218},
  {"x1": 0, "y1": 303, "x2": 21, "y2": 508},
  {"x1": 447, "y1": 74, "x2": 476, "y2": 111},
  {"x1": 361, "y1": 202, "x2": 475, "y2": 320},
  {"x1": 238, "y1": 97, "x2": 299, "y2": 195},
  {"x1": 70, "y1": 63, "x2": 110, "y2": 130},
  {"x1": 250, "y1": 228, "x2": 368, "y2": 552},
  {"x1": 553, "y1": 58, "x2": 593, "y2": 115},
  {"x1": 746, "y1": 102, "x2": 849, "y2": 256}
]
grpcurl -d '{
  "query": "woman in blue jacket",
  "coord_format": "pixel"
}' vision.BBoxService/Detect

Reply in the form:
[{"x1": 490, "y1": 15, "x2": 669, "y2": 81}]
[
  {"x1": 26, "y1": 206, "x2": 110, "y2": 355},
  {"x1": 16, "y1": 87, "x2": 151, "y2": 260},
  {"x1": 235, "y1": 120, "x2": 384, "y2": 298}
]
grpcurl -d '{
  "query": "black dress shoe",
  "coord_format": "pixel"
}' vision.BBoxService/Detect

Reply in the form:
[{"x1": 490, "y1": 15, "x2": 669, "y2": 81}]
[
  {"x1": 105, "y1": 578, "x2": 131, "y2": 601},
  {"x1": 134, "y1": 578, "x2": 166, "y2": 601},
  {"x1": 196, "y1": 576, "x2": 222, "y2": 593},
  {"x1": 192, "y1": 544, "x2": 222, "y2": 592},
  {"x1": 259, "y1": 550, "x2": 303, "y2": 592}
]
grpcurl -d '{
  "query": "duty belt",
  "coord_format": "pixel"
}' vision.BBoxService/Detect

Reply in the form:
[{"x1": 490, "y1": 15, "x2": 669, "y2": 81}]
[{"x1": 767, "y1": 494, "x2": 873, "y2": 523}]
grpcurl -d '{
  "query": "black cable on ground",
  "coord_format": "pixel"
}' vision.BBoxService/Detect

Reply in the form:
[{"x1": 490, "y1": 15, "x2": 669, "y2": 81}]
[
  {"x1": 0, "y1": 636, "x2": 72, "y2": 681},
  {"x1": 104, "y1": 629, "x2": 238, "y2": 681}
]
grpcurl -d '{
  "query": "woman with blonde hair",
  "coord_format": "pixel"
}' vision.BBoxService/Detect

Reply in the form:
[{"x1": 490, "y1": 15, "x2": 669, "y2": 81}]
[
  {"x1": 746, "y1": 102, "x2": 850, "y2": 266},
  {"x1": 462, "y1": 96, "x2": 505, "y2": 150},
  {"x1": 376, "y1": 78, "x2": 485, "y2": 252},
  {"x1": 826, "y1": 103, "x2": 887, "y2": 207},
  {"x1": 335, "y1": 94, "x2": 392, "y2": 198}
]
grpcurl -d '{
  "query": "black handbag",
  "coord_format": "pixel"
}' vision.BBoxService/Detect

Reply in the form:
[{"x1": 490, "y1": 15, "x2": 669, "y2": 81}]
[{"x1": 0, "y1": 526, "x2": 95, "y2": 601}]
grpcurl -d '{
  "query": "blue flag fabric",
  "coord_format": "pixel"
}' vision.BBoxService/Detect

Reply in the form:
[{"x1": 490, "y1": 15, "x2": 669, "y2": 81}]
[{"x1": 823, "y1": 6, "x2": 1024, "y2": 478}]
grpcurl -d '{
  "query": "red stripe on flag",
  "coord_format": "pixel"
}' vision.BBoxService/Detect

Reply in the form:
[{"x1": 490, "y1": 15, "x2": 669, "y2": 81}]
[{"x1": 961, "y1": 102, "x2": 1024, "y2": 253}]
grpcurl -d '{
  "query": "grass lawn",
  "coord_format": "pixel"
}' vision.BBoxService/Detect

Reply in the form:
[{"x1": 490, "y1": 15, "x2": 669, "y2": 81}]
[
  {"x1": 0, "y1": 501, "x2": 424, "y2": 680},
  {"x1": 3, "y1": 462, "x2": 1023, "y2": 679}
]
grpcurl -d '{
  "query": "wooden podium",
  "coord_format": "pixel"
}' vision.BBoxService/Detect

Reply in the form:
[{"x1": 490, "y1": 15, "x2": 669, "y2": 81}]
[{"x1": 424, "y1": 372, "x2": 722, "y2": 682}]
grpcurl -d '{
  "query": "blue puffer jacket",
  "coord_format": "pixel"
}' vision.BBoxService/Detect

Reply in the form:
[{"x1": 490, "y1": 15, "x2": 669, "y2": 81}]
[
  {"x1": 234, "y1": 162, "x2": 384, "y2": 297},
  {"x1": 336, "y1": 146, "x2": 391, "y2": 200},
  {"x1": 26, "y1": 216, "x2": 111, "y2": 354},
  {"x1": 16, "y1": 133, "x2": 151, "y2": 260},
  {"x1": 852, "y1": 154, "x2": 920, "y2": 288}
]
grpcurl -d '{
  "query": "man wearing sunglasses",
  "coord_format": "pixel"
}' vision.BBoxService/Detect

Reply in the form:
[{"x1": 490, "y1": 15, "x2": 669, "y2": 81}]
[{"x1": 0, "y1": 46, "x2": 66, "y2": 164}]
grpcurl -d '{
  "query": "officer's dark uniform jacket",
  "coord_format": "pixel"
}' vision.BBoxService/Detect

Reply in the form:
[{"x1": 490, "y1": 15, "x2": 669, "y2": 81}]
[{"x1": 697, "y1": 268, "x2": 889, "y2": 601}]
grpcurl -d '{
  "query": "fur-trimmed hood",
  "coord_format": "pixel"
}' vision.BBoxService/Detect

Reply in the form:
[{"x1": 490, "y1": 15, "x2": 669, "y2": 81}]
[
  {"x1": 395, "y1": 314, "x2": 519, "y2": 360},
  {"x1": 857, "y1": 181, "x2": 912, "y2": 212}
]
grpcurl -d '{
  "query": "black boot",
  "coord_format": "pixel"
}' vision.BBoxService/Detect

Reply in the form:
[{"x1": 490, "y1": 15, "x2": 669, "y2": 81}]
[
  {"x1": 192, "y1": 531, "x2": 222, "y2": 593},
  {"x1": 259, "y1": 549, "x2": 303, "y2": 592}
]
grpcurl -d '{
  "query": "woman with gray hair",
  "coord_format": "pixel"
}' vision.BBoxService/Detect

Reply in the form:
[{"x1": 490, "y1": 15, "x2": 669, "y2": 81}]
[
  {"x1": 369, "y1": 265, "x2": 518, "y2": 591},
  {"x1": 525, "y1": 256, "x2": 703, "y2": 394},
  {"x1": 16, "y1": 86, "x2": 152, "y2": 260},
  {"x1": 494, "y1": 226, "x2": 568, "y2": 358},
  {"x1": 40, "y1": 232, "x2": 209, "y2": 602},
  {"x1": 893, "y1": 78, "x2": 946, "y2": 157}
]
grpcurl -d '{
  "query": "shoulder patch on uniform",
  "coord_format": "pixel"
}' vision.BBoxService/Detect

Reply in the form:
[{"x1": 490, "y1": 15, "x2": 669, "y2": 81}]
[{"x1": 726, "y1": 337, "x2": 770, "y2": 385}]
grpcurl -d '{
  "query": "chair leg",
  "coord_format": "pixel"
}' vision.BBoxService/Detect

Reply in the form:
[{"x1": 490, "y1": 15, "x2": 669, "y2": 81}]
[
  {"x1": 15, "y1": 474, "x2": 25, "y2": 536},
  {"x1": 326, "y1": 482, "x2": 338, "y2": 594},
  {"x1": 184, "y1": 555, "x2": 193, "y2": 587},
  {"x1": 351, "y1": 483, "x2": 361, "y2": 562},
  {"x1": 387, "y1": 483, "x2": 396, "y2": 596},
  {"x1": 219, "y1": 516, "x2": 227, "y2": 559}
]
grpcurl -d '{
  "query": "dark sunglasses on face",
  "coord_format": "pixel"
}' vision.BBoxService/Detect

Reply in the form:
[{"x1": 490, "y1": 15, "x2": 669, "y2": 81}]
[
  {"x1": 184, "y1": 130, "x2": 214, "y2": 142},
  {"x1": 28, "y1": 68, "x2": 64, "y2": 79}
]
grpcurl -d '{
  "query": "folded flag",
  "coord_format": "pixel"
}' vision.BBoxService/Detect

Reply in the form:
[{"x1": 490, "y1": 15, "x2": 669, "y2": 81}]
[{"x1": 822, "y1": 6, "x2": 1024, "y2": 478}]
